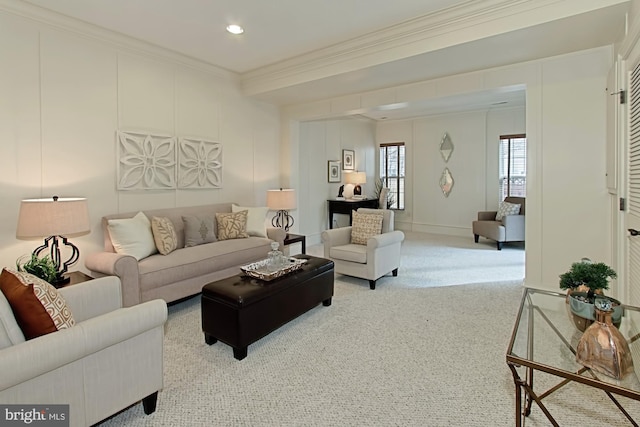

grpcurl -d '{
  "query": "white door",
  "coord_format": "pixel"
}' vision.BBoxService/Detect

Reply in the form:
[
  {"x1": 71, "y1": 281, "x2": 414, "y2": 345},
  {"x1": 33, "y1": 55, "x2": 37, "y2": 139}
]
[{"x1": 625, "y1": 55, "x2": 640, "y2": 306}]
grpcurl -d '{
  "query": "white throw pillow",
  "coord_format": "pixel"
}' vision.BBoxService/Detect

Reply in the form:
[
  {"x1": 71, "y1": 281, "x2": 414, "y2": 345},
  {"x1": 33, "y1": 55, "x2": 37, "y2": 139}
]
[
  {"x1": 232, "y1": 204, "x2": 269, "y2": 238},
  {"x1": 108, "y1": 212, "x2": 158, "y2": 260},
  {"x1": 495, "y1": 201, "x2": 521, "y2": 221}
]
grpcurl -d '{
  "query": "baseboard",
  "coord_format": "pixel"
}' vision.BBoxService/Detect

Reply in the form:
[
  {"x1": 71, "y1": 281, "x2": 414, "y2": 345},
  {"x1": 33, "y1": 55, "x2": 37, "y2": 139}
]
[{"x1": 398, "y1": 222, "x2": 471, "y2": 238}]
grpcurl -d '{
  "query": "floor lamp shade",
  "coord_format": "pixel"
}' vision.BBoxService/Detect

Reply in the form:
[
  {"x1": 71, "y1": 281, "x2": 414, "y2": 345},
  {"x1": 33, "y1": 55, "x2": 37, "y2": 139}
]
[
  {"x1": 16, "y1": 196, "x2": 90, "y2": 286},
  {"x1": 267, "y1": 189, "x2": 296, "y2": 231}
]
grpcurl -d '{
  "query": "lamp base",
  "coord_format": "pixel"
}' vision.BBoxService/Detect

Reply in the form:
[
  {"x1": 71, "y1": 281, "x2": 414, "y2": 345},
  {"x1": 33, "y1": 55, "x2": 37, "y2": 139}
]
[
  {"x1": 34, "y1": 235, "x2": 80, "y2": 285},
  {"x1": 271, "y1": 210, "x2": 294, "y2": 232}
]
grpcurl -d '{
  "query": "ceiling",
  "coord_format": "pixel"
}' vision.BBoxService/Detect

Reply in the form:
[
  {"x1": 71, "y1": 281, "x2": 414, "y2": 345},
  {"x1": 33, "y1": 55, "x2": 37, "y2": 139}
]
[{"x1": 18, "y1": 0, "x2": 631, "y2": 119}]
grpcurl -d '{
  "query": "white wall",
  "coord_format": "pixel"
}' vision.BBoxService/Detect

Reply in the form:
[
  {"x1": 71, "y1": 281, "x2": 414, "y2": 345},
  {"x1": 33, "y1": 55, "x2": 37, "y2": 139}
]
[
  {"x1": 0, "y1": 9, "x2": 281, "y2": 271},
  {"x1": 376, "y1": 107, "x2": 525, "y2": 235},
  {"x1": 298, "y1": 118, "x2": 375, "y2": 241},
  {"x1": 283, "y1": 46, "x2": 614, "y2": 292}
]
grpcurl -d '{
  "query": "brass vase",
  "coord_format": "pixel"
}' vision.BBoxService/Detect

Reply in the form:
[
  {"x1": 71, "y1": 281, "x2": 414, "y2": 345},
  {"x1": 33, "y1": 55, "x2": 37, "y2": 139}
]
[{"x1": 576, "y1": 298, "x2": 634, "y2": 380}]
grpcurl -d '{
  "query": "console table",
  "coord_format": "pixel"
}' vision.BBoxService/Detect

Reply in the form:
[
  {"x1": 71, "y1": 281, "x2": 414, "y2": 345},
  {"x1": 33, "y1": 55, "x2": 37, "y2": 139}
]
[
  {"x1": 506, "y1": 288, "x2": 640, "y2": 426},
  {"x1": 327, "y1": 198, "x2": 379, "y2": 229}
]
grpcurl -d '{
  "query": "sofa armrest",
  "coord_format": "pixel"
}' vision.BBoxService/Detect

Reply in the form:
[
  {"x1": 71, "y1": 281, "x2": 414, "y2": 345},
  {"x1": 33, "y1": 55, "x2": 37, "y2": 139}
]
[
  {"x1": 477, "y1": 211, "x2": 497, "y2": 221},
  {"x1": 85, "y1": 252, "x2": 141, "y2": 307},
  {"x1": 321, "y1": 227, "x2": 352, "y2": 257},
  {"x1": 0, "y1": 299, "x2": 167, "y2": 391},
  {"x1": 367, "y1": 231, "x2": 405, "y2": 249},
  {"x1": 59, "y1": 276, "x2": 123, "y2": 322},
  {"x1": 267, "y1": 227, "x2": 286, "y2": 249},
  {"x1": 503, "y1": 214, "x2": 525, "y2": 241}
]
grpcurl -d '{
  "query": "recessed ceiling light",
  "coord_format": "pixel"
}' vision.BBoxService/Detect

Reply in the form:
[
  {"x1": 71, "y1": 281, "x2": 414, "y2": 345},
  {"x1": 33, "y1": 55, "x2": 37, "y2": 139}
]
[{"x1": 226, "y1": 24, "x2": 244, "y2": 35}]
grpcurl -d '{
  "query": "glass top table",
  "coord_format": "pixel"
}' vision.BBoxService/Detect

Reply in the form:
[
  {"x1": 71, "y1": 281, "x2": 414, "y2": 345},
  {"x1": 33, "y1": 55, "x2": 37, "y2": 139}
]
[{"x1": 506, "y1": 287, "x2": 640, "y2": 426}]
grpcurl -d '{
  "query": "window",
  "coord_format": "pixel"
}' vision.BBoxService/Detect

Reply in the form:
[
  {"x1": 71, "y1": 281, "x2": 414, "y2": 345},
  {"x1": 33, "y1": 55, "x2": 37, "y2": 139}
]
[
  {"x1": 499, "y1": 134, "x2": 526, "y2": 200},
  {"x1": 379, "y1": 142, "x2": 405, "y2": 209}
]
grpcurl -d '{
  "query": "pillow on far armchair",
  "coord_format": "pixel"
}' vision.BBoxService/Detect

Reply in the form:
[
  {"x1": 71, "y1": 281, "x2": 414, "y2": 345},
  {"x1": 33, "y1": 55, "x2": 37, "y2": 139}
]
[
  {"x1": 495, "y1": 201, "x2": 521, "y2": 221},
  {"x1": 351, "y1": 210, "x2": 384, "y2": 245}
]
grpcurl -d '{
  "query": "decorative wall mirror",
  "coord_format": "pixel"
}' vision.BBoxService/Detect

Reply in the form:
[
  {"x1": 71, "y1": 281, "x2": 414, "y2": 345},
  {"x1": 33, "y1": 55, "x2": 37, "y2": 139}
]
[
  {"x1": 440, "y1": 132, "x2": 454, "y2": 163},
  {"x1": 439, "y1": 168, "x2": 454, "y2": 197}
]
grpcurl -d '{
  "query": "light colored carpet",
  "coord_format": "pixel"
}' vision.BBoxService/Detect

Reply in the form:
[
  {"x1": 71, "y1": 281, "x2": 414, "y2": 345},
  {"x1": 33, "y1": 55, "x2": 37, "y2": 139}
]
[{"x1": 98, "y1": 232, "x2": 639, "y2": 426}]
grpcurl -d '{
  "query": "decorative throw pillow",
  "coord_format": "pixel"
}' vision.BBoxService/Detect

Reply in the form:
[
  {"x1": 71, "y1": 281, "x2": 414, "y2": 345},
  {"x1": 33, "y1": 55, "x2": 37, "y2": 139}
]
[
  {"x1": 232, "y1": 204, "x2": 269, "y2": 238},
  {"x1": 151, "y1": 216, "x2": 178, "y2": 255},
  {"x1": 495, "y1": 201, "x2": 521, "y2": 221},
  {"x1": 351, "y1": 210, "x2": 384, "y2": 245},
  {"x1": 183, "y1": 215, "x2": 217, "y2": 247},
  {"x1": 0, "y1": 268, "x2": 75, "y2": 340},
  {"x1": 108, "y1": 212, "x2": 158, "y2": 260},
  {"x1": 216, "y1": 211, "x2": 249, "y2": 241}
]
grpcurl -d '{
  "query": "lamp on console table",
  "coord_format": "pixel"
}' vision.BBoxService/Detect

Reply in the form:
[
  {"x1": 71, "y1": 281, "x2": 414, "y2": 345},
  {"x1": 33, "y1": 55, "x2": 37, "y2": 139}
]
[
  {"x1": 266, "y1": 188, "x2": 296, "y2": 232},
  {"x1": 16, "y1": 196, "x2": 90, "y2": 287},
  {"x1": 345, "y1": 171, "x2": 367, "y2": 198}
]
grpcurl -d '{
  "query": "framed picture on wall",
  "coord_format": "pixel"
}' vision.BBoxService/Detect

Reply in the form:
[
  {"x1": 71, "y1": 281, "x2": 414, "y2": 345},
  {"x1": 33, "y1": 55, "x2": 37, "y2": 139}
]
[
  {"x1": 342, "y1": 149, "x2": 354, "y2": 170},
  {"x1": 328, "y1": 160, "x2": 341, "y2": 182}
]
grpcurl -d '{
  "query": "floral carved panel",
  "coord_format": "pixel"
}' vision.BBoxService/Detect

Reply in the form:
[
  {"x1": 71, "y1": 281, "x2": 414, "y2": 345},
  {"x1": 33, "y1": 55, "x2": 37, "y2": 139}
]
[
  {"x1": 117, "y1": 131, "x2": 177, "y2": 190},
  {"x1": 178, "y1": 138, "x2": 223, "y2": 189}
]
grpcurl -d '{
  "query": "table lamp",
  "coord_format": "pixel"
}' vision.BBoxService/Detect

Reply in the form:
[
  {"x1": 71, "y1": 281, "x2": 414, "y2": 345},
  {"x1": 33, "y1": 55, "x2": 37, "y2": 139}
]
[
  {"x1": 345, "y1": 171, "x2": 367, "y2": 197},
  {"x1": 16, "y1": 196, "x2": 90, "y2": 286},
  {"x1": 266, "y1": 188, "x2": 296, "y2": 232}
]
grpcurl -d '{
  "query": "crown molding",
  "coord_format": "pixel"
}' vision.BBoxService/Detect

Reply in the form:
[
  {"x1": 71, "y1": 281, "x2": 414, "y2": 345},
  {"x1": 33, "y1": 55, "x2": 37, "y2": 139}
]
[
  {"x1": 0, "y1": 0, "x2": 238, "y2": 82},
  {"x1": 241, "y1": 0, "x2": 628, "y2": 96}
]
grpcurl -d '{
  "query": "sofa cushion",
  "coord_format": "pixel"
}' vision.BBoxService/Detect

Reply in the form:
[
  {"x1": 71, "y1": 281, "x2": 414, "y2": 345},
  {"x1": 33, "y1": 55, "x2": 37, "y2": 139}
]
[
  {"x1": 183, "y1": 215, "x2": 217, "y2": 247},
  {"x1": 330, "y1": 244, "x2": 367, "y2": 264},
  {"x1": 495, "y1": 201, "x2": 521, "y2": 221},
  {"x1": 151, "y1": 216, "x2": 178, "y2": 255},
  {"x1": 216, "y1": 211, "x2": 249, "y2": 241},
  {"x1": 351, "y1": 210, "x2": 383, "y2": 245},
  {"x1": 137, "y1": 237, "x2": 272, "y2": 291},
  {"x1": 0, "y1": 268, "x2": 75, "y2": 340},
  {"x1": 108, "y1": 212, "x2": 158, "y2": 260},
  {"x1": 232, "y1": 204, "x2": 268, "y2": 237}
]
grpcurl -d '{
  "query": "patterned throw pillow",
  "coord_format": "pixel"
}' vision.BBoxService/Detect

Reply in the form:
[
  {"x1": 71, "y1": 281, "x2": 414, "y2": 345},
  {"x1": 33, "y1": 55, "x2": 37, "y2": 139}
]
[
  {"x1": 351, "y1": 210, "x2": 384, "y2": 245},
  {"x1": 183, "y1": 215, "x2": 217, "y2": 247},
  {"x1": 216, "y1": 211, "x2": 249, "y2": 241},
  {"x1": 495, "y1": 201, "x2": 521, "y2": 221},
  {"x1": 151, "y1": 216, "x2": 178, "y2": 255},
  {"x1": 0, "y1": 268, "x2": 75, "y2": 340}
]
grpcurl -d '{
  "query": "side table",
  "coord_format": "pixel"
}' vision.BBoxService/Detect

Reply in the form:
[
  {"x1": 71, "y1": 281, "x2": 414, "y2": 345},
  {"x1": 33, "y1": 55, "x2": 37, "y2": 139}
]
[
  {"x1": 61, "y1": 271, "x2": 93, "y2": 287},
  {"x1": 284, "y1": 233, "x2": 306, "y2": 254}
]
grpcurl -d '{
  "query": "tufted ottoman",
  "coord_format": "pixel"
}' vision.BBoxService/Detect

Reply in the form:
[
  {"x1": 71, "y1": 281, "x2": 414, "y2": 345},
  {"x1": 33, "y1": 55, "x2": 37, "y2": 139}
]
[{"x1": 201, "y1": 255, "x2": 334, "y2": 360}]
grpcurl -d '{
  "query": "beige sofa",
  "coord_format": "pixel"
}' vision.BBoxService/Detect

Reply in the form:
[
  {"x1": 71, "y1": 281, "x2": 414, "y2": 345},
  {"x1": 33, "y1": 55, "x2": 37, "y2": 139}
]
[
  {"x1": 0, "y1": 276, "x2": 167, "y2": 427},
  {"x1": 86, "y1": 203, "x2": 285, "y2": 307}
]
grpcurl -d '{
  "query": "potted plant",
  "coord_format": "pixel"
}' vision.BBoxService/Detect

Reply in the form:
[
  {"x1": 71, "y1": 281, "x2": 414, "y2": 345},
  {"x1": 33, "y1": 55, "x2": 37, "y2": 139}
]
[
  {"x1": 16, "y1": 253, "x2": 59, "y2": 285},
  {"x1": 559, "y1": 258, "x2": 621, "y2": 331}
]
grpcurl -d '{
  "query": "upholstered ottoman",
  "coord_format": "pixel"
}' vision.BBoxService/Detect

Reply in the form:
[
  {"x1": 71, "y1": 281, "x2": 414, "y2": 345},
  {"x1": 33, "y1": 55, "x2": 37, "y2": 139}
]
[{"x1": 201, "y1": 255, "x2": 334, "y2": 360}]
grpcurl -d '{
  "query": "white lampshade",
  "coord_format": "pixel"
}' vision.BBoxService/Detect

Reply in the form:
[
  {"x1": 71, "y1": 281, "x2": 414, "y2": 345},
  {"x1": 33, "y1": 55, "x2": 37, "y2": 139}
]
[
  {"x1": 16, "y1": 197, "x2": 90, "y2": 238},
  {"x1": 266, "y1": 189, "x2": 297, "y2": 210},
  {"x1": 345, "y1": 171, "x2": 366, "y2": 185}
]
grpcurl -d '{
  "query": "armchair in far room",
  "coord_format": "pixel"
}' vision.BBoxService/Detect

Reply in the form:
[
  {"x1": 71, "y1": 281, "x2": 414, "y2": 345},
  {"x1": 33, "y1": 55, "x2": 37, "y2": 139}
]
[
  {"x1": 321, "y1": 208, "x2": 404, "y2": 290},
  {"x1": 472, "y1": 196, "x2": 525, "y2": 250}
]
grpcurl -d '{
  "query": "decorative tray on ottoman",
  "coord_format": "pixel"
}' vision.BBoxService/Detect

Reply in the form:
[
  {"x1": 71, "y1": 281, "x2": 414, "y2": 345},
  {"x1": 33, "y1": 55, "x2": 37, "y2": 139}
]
[{"x1": 240, "y1": 257, "x2": 307, "y2": 281}]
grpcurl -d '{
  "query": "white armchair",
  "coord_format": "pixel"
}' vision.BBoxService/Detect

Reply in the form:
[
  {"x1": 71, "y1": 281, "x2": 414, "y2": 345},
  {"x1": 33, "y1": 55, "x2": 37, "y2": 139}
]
[
  {"x1": 321, "y1": 208, "x2": 405, "y2": 289},
  {"x1": 0, "y1": 276, "x2": 168, "y2": 427}
]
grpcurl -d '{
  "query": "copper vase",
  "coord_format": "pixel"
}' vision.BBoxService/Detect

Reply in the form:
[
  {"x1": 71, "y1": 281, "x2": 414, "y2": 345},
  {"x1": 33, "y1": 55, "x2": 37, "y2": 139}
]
[{"x1": 576, "y1": 299, "x2": 634, "y2": 380}]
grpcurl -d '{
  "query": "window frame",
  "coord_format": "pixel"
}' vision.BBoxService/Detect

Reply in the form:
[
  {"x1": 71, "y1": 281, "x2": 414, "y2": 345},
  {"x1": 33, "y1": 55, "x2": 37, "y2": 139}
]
[
  {"x1": 379, "y1": 142, "x2": 405, "y2": 210},
  {"x1": 499, "y1": 134, "x2": 527, "y2": 200}
]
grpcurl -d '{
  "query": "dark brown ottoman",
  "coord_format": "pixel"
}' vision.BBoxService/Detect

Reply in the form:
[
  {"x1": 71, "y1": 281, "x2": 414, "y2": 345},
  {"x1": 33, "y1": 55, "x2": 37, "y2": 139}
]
[{"x1": 201, "y1": 255, "x2": 334, "y2": 360}]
